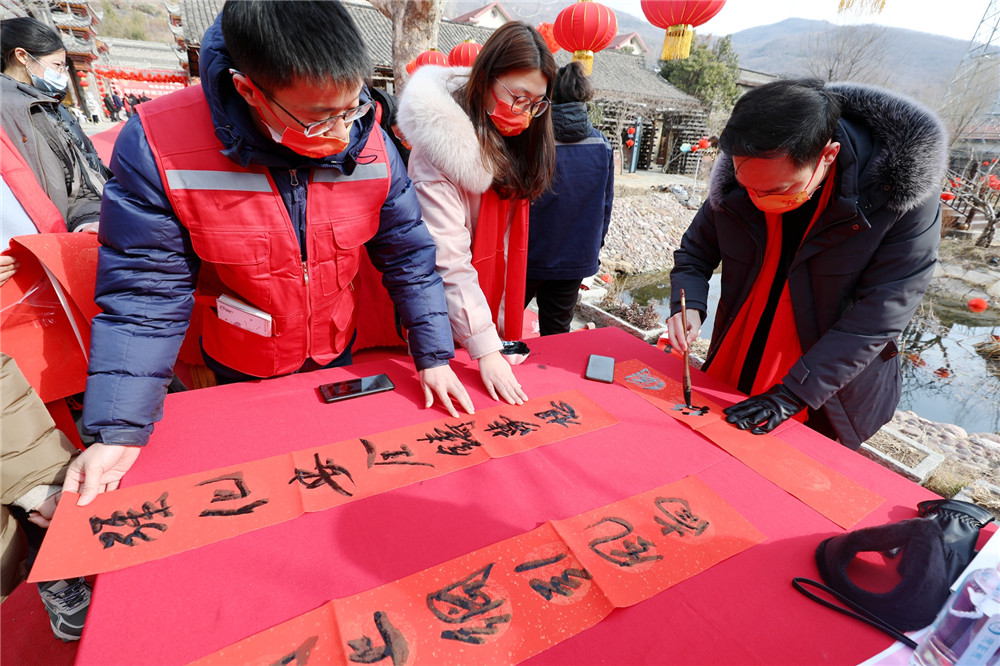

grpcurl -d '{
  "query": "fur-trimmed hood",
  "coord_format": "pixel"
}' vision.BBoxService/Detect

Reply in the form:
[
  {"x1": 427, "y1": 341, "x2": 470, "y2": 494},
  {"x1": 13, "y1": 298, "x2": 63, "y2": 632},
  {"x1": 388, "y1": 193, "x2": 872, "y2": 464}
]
[
  {"x1": 708, "y1": 83, "x2": 948, "y2": 213},
  {"x1": 397, "y1": 65, "x2": 494, "y2": 194}
]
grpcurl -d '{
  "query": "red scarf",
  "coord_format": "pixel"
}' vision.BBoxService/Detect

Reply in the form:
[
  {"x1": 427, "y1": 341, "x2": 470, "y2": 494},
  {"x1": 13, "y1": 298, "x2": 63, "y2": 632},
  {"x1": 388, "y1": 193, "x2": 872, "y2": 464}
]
[
  {"x1": 707, "y1": 165, "x2": 836, "y2": 399},
  {"x1": 471, "y1": 188, "x2": 529, "y2": 341}
]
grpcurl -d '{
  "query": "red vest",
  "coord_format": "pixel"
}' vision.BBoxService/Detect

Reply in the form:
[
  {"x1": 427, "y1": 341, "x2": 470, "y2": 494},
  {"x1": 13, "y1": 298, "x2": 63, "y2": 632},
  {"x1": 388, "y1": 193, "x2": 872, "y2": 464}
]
[{"x1": 137, "y1": 86, "x2": 390, "y2": 377}]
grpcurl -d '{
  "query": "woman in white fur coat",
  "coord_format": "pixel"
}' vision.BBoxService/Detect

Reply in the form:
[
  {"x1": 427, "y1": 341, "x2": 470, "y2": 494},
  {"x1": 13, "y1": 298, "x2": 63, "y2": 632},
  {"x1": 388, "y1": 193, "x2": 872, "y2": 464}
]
[{"x1": 397, "y1": 22, "x2": 556, "y2": 406}]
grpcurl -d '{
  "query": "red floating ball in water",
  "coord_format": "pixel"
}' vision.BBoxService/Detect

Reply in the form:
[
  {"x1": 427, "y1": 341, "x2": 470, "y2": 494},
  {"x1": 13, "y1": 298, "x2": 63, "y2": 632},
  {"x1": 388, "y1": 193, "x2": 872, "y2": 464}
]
[{"x1": 969, "y1": 298, "x2": 989, "y2": 313}]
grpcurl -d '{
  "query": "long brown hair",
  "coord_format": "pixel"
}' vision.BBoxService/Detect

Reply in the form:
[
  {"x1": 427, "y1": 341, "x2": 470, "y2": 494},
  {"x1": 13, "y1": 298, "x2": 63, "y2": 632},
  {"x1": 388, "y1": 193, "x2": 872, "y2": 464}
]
[{"x1": 456, "y1": 22, "x2": 556, "y2": 200}]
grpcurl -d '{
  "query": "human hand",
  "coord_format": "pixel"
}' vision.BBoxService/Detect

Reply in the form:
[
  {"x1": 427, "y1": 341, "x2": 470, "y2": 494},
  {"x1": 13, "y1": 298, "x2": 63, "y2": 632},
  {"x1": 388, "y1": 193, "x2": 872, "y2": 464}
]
[
  {"x1": 0, "y1": 255, "x2": 18, "y2": 286},
  {"x1": 76, "y1": 222, "x2": 99, "y2": 234},
  {"x1": 666, "y1": 308, "x2": 702, "y2": 353},
  {"x1": 62, "y1": 443, "x2": 143, "y2": 506},
  {"x1": 478, "y1": 351, "x2": 528, "y2": 405},
  {"x1": 723, "y1": 384, "x2": 806, "y2": 435},
  {"x1": 26, "y1": 491, "x2": 61, "y2": 529},
  {"x1": 419, "y1": 364, "x2": 475, "y2": 418}
]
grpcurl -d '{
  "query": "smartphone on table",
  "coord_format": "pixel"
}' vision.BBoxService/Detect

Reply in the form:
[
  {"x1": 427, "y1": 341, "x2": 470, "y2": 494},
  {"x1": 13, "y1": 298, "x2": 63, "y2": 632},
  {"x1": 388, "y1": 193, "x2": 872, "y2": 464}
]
[{"x1": 318, "y1": 373, "x2": 395, "y2": 403}]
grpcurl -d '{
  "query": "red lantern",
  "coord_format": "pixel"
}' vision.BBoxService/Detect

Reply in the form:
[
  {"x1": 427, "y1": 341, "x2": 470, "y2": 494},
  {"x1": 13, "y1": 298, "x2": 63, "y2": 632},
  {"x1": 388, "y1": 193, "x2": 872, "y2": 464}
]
[
  {"x1": 691, "y1": 145, "x2": 698, "y2": 152},
  {"x1": 697, "y1": 137, "x2": 709, "y2": 149},
  {"x1": 940, "y1": 192, "x2": 956, "y2": 201},
  {"x1": 627, "y1": 126, "x2": 636, "y2": 135},
  {"x1": 79, "y1": 79, "x2": 89, "y2": 87},
  {"x1": 407, "y1": 49, "x2": 448, "y2": 76},
  {"x1": 626, "y1": 139, "x2": 635, "y2": 147},
  {"x1": 448, "y1": 40, "x2": 481, "y2": 67},
  {"x1": 553, "y1": 0, "x2": 618, "y2": 76},
  {"x1": 641, "y1": 0, "x2": 726, "y2": 61},
  {"x1": 968, "y1": 298, "x2": 989, "y2": 313},
  {"x1": 985, "y1": 161, "x2": 991, "y2": 166},
  {"x1": 536, "y1": 22, "x2": 560, "y2": 53}
]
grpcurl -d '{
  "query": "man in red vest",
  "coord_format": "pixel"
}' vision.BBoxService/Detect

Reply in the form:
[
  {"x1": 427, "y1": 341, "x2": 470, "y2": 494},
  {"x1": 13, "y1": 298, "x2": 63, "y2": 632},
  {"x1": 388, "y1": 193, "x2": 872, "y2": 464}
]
[
  {"x1": 667, "y1": 78, "x2": 945, "y2": 449},
  {"x1": 65, "y1": 0, "x2": 474, "y2": 505}
]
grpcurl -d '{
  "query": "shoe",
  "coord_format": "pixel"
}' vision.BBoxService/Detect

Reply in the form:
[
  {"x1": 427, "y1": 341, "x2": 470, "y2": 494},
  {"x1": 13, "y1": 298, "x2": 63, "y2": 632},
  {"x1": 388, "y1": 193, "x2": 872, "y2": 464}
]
[{"x1": 37, "y1": 577, "x2": 91, "y2": 641}]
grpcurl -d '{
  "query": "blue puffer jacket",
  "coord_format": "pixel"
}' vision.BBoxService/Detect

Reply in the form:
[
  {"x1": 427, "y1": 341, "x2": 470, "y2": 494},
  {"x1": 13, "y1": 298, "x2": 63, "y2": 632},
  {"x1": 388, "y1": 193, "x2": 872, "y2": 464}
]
[
  {"x1": 82, "y1": 17, "x2": 453, "y2": 446},
  {"x1": 527, "y1": 102, "x2": 614, "y2": 280}
]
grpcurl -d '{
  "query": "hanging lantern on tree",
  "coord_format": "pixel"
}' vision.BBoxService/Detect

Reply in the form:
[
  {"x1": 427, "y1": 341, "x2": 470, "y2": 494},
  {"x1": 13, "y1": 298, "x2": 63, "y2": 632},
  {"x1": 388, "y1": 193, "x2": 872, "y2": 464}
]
[
  {"x1": 448, "y1": 40, "x2": 481, "y2": 67},
  {"x1": 536, "y1": 22, "x2": 560, "y2": 53},
  {"x1": 627, "y1": 126, "x2": 636, "y2": 135},
  {"x1": 641, "y1": 0, "x2": 726, "y2": 61},
  {"x1": 553, "y1": 0, "x2": 618, "y2": 76},
  {"x1": 698, "y1": 137, "x2": 710, "y2": 149},
  {"x1": 626, "y1": 139, "x2": 635, "y2": 147}
]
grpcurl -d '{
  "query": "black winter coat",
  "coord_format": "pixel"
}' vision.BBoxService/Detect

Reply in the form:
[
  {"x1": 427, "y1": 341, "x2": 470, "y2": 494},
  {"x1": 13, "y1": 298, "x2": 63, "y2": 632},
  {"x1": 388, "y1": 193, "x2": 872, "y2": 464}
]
[{"x1": 670, "y1": 83, "x2": 946, "y2": 449}]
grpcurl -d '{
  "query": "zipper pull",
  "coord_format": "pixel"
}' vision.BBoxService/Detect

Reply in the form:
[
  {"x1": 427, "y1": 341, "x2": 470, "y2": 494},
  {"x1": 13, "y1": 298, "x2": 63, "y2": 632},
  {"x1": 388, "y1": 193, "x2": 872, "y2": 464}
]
[
  {"x1": 302, "y1": 261, "x2": 309, "y2": 285},
  {"x1": 289, "y1": 169, "x2": 299, "y2": 187}
]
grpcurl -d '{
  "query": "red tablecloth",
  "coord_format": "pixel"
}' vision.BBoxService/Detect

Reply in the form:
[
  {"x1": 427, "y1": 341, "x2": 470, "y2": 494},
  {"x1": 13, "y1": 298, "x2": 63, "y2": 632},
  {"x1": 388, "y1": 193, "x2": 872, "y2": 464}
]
[{"x1": 76, "y1": 328, "x2": 939, "y2": 664}]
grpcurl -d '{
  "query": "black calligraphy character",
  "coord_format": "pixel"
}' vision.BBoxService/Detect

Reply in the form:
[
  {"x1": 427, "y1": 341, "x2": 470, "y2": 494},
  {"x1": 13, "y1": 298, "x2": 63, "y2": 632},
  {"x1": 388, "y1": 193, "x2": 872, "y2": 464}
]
[
  {"x1": 654, "y1": 497, "x2": 709, "y2": 538},
  {"x1": 289, "y1": 453, "x2": 355, "y2": 496},
  {"x1": 89, "y1": 492, "x2": 173, "y2": 549},
  {"x1": 484, "y1": 415, "x2": 540, "y2": 438},
  {"x1": 514, "y1": 553, "x2": 593, "y2": 601},
  {"x1": 624, "y1": 367, "x2": 666, "y2": 390},
  {"x1": 361, "y1": 439, "x2": 434, "y2": 468},
  {"x1": 672, "y1": 403, "x2": 710, "y2": 416},
  {"x1": 270, "y1": 635, "x2": 318, "y2": 666},
  {"x1": 427, "y1": 564, "x2": 511, "y2": 645},
  {"x1": 586, "y1": 517, "x2": 662, "y2": 567},
  {"x1": 417, "y1": 422, "x2": 482, "y2": 456},
  {"x1": 196, "y1": 472, "x2": 269, "y2": 517},
  {"x1": 534, "y1": 400, "x2": 581, "y2": 428},
  {"x1": 346, "y1": 611, "x2": 409, "y2": 666}
]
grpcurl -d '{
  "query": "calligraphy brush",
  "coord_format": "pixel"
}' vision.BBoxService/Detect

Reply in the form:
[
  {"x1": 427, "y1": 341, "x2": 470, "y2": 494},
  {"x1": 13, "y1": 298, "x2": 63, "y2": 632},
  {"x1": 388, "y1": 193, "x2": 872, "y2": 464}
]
[{"x1": 680, "y1": 289, "x2": 692, "y2": 408}]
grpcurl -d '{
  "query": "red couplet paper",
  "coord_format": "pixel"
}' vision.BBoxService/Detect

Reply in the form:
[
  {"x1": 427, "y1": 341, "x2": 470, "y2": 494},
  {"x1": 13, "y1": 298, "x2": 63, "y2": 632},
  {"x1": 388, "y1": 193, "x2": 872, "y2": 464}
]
[
  {"x1": 614, "y1": 359, "x2": 884, "y2": 529},
  {"x1": 30, "y1": 391, "x2": 617, "y2": 581},
  {"x1": 0, "y1": 234, "x2": 99, "y2": 402},
  {"x1": 29, "y1": 455, "x2": 303, "y2": 583},
  {"x1": 193, "y1": 475, "x2": 762, "y2": 666}
]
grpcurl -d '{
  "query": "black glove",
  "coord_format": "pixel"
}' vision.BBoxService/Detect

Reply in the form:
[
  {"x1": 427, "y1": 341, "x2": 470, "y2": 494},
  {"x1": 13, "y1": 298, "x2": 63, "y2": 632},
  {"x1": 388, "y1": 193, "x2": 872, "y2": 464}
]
[
  {"x1": 723, "y1": 383, "x2": 806, "y2": 434},
  {"x1": 917, "y1": 499, "x2": 995, "y2": 585}
]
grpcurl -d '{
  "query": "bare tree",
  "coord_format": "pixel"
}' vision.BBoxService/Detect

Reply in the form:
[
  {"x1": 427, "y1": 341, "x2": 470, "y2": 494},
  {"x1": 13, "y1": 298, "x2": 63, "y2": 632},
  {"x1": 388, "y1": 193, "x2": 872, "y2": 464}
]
[
  {"x1": 945, "y1": 156, "x2": 1000, "y2": 248},
  {"x1": 807, "y1": 24, "x2": 896, "y2": 87},
  {"x1": 939, "y1": 58, "x2": 1000, "y2": 152},
  {"x1": 369, "y1": 0, "x2": 444, "y2": 92}
]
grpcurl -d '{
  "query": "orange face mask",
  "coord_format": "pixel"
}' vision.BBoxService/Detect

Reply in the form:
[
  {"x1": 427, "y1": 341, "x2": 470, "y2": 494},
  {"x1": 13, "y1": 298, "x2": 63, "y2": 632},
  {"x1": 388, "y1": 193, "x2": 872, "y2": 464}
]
[
  {"x1": 255, "y1": 98, "x2": 350, "y2": 158},
  {"x1": 746, "y1": 154, "x2": 827, "y2": 214},
  {"x1": 488, "y1": 87, "x2": 531, "y2": 137}
]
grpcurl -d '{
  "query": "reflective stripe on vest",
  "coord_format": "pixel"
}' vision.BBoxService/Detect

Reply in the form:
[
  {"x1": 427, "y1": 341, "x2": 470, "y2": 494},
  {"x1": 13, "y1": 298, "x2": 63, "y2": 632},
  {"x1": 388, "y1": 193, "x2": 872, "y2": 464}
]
[
  {"x1": 137, "y1": 85, "x2": 391, "y2": 378},
  {"x1": 165, "y1": 170, "x2": 271, "y2": 192}
]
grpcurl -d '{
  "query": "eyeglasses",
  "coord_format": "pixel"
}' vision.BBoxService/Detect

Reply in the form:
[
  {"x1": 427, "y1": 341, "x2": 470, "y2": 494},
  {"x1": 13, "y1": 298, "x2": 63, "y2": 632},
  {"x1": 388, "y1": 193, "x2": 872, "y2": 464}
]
[
  {"x1": 27, "y1": 52, "x2": 67, "y2": 73},
  {"x1": 267, "y1": 93, "x2": 371, "y2": 137},
  {"x1": 494, "y1": 79, "x2": 550, "y2": 118}
]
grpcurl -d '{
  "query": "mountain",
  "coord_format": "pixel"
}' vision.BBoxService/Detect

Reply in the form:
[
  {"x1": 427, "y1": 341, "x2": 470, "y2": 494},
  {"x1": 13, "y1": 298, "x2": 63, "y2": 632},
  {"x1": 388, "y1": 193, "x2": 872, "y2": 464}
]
[{"x1": 728, "y1": 18, "x2": 974, "y2": 108}]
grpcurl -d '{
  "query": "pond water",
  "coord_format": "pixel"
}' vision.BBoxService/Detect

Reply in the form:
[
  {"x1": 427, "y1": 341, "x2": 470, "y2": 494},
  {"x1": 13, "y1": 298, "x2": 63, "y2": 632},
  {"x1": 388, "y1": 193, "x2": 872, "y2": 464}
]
[{"x1": 618, "y1": 272, "x2": 1000, "y2": 434}]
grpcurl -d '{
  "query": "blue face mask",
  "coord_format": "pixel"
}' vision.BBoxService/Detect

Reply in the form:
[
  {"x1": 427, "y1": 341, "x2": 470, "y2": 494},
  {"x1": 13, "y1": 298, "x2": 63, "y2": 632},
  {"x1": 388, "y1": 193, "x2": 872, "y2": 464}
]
[{"x1": 27, "y1": 53, "x2": 69, "y2": 96}]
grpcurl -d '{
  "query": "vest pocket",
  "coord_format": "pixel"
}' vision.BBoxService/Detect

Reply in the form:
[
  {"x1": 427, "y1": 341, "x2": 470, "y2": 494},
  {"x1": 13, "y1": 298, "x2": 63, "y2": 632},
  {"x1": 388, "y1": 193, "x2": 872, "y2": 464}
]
[
  {"x1": 313, "y1": 212, "x2": 380, "y2": 296},
  {"x1": 189, "y1": 230, "x2": 273, "y2": 307},
  {"x1": 202, "y1": 306, "x2": 280, "y2": 378}
]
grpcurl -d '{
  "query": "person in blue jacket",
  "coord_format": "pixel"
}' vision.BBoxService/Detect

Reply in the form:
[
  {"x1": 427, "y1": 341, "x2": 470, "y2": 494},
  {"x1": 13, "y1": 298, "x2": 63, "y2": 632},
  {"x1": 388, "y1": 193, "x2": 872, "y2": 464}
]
[
  {"x1": 525, "y1": 61, "x2": 614, "y2": 335},
  {"x1": 64, "y1": 0, "x2": 474, "y2": 506}
]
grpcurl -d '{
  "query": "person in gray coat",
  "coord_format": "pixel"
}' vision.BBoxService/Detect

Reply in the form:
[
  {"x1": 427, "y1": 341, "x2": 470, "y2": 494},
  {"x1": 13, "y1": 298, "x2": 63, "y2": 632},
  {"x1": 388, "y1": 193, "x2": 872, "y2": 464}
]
[
  {"x1": 666, "y1": 78, "x2": 945, "y2": 449},
  {"x1": 0, "y1": 17, "x2": 109, "y2": 231}
]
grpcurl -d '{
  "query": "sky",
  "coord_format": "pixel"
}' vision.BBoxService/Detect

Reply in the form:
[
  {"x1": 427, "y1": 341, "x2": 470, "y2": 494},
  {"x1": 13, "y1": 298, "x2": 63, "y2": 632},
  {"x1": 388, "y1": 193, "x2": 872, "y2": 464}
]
[{"x1": 599, "y1": 0, "x2": 990, "y2": 44}]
